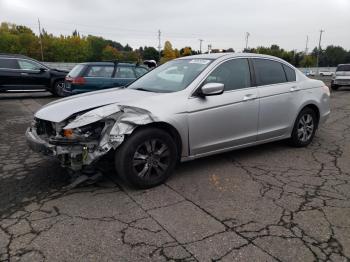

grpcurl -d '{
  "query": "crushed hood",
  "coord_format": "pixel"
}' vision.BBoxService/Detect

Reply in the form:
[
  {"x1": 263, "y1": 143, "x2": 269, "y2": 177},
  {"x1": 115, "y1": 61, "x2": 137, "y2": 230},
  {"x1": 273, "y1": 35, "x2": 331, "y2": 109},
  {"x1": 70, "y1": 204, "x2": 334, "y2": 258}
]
[{"x1": 35, "y1": 88, "x2": 159, "y2": 122}]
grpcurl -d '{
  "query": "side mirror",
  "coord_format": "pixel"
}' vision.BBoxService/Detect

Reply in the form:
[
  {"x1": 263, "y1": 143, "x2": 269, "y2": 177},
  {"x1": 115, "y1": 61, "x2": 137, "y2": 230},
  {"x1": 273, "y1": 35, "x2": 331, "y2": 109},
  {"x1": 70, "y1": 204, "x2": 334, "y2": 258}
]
[
  {"x1": 201, "y1": 83, "x2": 224, "y2": 96},
  {"x1": 39, "y1": 67, "x2": 47, "y2": 72}
]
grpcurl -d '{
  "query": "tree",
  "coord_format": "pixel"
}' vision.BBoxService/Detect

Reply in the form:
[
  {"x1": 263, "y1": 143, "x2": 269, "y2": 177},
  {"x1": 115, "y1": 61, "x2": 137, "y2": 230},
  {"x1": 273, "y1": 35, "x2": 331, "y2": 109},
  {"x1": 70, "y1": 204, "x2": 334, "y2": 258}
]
[
  {"x1": 101, "y1": 45, "x2": 120, "y2": 60},
  {"x1": 160, "y1": 41, "x2": 176, "y2": 63},
  {"x1": 300, "y1": 55, "x2": 316, "y2": 68},
  {"x1": 124, "y1": 44, "x2": 132, "y2": 52},
  {"x1": 174, "y1": 48, "x2": 180, "y2": 58},
  {"x1": 143, "y1": 46, "x2": 159, "y2": 61},
  {"x1": 180, "y1": 47, "x2": 192, "y2": 56}
]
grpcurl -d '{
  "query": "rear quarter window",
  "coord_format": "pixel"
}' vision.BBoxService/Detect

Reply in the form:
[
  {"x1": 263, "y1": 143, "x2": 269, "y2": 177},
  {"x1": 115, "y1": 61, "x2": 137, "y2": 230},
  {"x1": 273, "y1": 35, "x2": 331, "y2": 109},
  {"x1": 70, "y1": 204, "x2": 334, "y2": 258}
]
[
  {"x1": 253, "y1": 59, "x2": 287, "y2": 86},
  {"x1": 115, "y1": 66, "x2": 136, "y2": 78},
  {"x1": 282, "y1": 64, "x2": 296, "y2": 82},
  {"x1": 0, "y1": 58, "x2": 19, "y2": 69},
  {"x1": 134, "y1": 67, "x2": 148, "y2": 78}
]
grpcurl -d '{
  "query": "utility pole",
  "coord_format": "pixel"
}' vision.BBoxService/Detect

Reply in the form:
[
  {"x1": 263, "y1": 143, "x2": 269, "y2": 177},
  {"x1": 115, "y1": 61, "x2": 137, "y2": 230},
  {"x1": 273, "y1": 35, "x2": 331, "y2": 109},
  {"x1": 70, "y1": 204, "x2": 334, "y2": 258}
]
[
  {"x1": 304, "y1": 35, "x2": 309, "y2": 55},
  {"x1": 245, "y1": 32, "x2": 250, "y2": 51},
  {"x1": 316, "y1": 29, "x2": 324, "y2": 71},
  {"x1": 199, "y1": 39, "x2": 203, "y2": 54},
  {"x1": 157, "y1": 30, "x2": 161, "y2": 61},
  {"x1": 208, "y1": 44, "x2": 212, "y2": 54},
  {"x1": 38, "y1": 18, "x2": 44, "y2": 61}
]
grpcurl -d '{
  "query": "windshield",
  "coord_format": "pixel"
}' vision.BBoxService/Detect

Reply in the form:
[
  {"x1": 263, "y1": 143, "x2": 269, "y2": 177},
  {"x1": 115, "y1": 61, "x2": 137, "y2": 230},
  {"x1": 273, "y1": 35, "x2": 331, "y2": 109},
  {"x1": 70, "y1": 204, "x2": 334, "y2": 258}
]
[{"x1": 128, "y1": 59, "x2": 213, "y2": 93}]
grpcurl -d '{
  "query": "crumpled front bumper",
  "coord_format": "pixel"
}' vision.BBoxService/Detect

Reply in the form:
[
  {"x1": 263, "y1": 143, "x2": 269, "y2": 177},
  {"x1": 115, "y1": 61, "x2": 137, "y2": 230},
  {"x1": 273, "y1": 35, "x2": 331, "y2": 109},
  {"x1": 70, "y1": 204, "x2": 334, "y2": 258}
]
[
  {"x1": 25, "y1": 127, "x2": 56, "y2": 156},
  {"x1": 25, "y1": 127, "x2": 87, "y2": 170}
]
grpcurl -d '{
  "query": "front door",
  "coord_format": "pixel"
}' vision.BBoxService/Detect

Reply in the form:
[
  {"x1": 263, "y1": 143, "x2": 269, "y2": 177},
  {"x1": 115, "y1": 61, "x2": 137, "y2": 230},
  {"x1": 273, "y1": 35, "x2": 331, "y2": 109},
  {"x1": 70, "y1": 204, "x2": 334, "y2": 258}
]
[
  {"x1": 17, "y1": 59, "x2": 49, "y2": 89},
  {"x1": 188, "y1": 58, "x2": 259, "y2": 156}
]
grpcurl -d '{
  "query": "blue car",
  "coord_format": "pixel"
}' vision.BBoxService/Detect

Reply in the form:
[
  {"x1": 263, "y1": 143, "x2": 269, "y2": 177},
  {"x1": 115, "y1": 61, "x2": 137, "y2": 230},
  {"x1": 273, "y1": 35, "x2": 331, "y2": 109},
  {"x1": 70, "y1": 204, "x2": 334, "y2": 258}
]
[{"x1": 61, "y1": 61, "x2": 149, "y2": 96}]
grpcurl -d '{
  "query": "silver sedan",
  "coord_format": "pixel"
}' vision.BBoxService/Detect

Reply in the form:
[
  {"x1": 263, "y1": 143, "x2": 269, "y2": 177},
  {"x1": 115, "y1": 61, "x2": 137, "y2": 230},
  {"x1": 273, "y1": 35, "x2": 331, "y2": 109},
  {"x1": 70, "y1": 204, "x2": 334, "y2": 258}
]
[{"x1": 26, "y1": 53, "x2": 331, "y2": 188}]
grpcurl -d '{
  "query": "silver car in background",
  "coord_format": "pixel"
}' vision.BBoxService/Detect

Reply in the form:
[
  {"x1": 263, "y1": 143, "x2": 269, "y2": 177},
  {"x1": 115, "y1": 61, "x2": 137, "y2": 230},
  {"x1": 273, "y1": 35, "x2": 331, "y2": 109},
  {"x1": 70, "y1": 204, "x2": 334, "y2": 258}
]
[
  {"x1": 26, "y1": 53, "x2": 330, "y2": 188},
  {"x1": 331, "y1": 64, "x2": 350, "y2": 90}
]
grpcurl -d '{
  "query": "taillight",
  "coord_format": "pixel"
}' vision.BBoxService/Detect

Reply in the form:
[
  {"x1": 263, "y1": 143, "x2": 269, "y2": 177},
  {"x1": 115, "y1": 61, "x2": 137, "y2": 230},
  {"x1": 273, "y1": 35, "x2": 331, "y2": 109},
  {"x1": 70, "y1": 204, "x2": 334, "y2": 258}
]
[{"x1": 69, "y1": 77, "x2": 86, "y2": 85}]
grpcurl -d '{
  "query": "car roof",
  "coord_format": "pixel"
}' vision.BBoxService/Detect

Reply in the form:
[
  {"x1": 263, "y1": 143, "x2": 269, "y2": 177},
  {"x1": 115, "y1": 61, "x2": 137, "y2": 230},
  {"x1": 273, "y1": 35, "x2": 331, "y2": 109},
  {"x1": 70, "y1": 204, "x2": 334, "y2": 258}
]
[
  {"x1": 78, "y1": 62, "x2": 142, "y2": 67},
  {"x1": 178, "y1": 52, "x2": 289, "y2": 61},
  {"x1": 0, "y1": 53, "x2": 32, "y2": 59}
]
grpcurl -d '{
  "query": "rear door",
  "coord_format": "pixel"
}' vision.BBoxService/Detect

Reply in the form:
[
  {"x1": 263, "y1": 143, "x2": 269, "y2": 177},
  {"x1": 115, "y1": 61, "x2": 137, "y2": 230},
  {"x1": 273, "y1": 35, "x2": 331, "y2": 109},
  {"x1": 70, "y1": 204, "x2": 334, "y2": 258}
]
[
  {"x1": 83, "y1": 65, "x2": 114, "y2": 91},
  {"x1": 112, "y1": 65, "x2": 136, "y2": 87},
  {"x1": 252, "y1": 58, "x2": 300, "y2": 141}
]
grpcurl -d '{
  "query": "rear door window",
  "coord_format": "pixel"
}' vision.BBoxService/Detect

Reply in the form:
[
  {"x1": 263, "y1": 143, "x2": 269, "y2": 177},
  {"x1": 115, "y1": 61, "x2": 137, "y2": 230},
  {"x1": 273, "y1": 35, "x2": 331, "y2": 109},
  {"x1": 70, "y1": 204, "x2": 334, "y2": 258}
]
[
  {"x1": 0, "y1": 58, "x2": 20, "y2": 69},
  {"x1": 253, "y1": 59, "x2": 287, "y2": 86},
  {"x1": 282, "y1": 64, "x2": 296, "y2": 82},
  {"x1": 115, "y1": 66, "x2": 136, "y2": 78},
  {"x1": 85, "y1": 66, "x2": 113, "y2": 77}
]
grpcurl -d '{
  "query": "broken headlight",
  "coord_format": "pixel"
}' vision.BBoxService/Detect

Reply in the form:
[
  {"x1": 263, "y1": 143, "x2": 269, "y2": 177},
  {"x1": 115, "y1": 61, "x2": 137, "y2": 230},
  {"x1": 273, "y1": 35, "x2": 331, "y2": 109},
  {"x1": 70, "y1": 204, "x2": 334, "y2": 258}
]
[{"x1": 63, "y1": 121, "x2": 105, "y2": 140}]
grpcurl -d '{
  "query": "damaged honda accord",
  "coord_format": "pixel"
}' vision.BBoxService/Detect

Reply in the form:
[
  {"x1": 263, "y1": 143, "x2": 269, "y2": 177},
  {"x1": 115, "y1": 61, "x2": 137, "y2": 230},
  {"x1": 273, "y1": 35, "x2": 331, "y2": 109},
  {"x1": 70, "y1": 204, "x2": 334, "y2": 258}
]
[{"x1": 26, "y1": 53, "x2": 330, "y2": 188}]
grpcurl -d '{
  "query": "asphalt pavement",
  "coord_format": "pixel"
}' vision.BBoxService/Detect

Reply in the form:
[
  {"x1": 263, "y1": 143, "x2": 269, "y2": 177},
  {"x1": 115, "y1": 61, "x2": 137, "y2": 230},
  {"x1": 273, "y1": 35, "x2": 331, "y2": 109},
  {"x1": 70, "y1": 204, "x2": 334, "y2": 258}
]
[{"x1": 1, "y1": 85, "x2": 350, "y2": 261}]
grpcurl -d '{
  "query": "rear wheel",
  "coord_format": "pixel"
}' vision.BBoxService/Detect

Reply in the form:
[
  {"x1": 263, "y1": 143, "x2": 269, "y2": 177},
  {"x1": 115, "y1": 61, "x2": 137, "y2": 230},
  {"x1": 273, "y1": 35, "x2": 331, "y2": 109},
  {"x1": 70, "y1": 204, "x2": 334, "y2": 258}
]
[
  {"x1": 52, "y1": 80, "x2": 66, "y2": 97},
  {"x1": 115, "y1": 128, "x2": 178, "y2": 189},
  {"x1": 331, "y1": 83, "x2": 339, "y2": 91},
  {"x1": 289, "y1": 108, "x2": 317, "y2": 147}
]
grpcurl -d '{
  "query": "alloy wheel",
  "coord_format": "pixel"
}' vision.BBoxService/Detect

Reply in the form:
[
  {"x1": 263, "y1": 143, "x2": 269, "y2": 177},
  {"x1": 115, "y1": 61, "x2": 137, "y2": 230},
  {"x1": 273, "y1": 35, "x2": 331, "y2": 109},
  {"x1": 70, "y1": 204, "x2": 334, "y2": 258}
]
[
  {"x1": 297, "y1": 113, "x2": 314, "y2": 142},
  {"x1": 132, "y1": 139, "x2": 170, "y2": 180}
]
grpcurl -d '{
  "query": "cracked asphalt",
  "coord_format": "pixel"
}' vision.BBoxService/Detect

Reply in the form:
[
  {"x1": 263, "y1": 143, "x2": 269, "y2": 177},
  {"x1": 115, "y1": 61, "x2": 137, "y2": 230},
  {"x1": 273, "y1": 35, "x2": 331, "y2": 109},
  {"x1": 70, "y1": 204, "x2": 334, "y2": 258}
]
[{"x1": 1, "y1": 85, "x2": 350, "y2": 261}]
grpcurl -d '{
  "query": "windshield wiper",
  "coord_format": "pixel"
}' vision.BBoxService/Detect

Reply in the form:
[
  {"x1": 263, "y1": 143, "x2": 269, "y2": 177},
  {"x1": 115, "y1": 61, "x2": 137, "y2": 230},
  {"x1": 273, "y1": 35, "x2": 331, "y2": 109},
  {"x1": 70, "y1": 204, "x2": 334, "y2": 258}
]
[{"x1": 134, "y1": 88, "x2": 154, "y2": 92}]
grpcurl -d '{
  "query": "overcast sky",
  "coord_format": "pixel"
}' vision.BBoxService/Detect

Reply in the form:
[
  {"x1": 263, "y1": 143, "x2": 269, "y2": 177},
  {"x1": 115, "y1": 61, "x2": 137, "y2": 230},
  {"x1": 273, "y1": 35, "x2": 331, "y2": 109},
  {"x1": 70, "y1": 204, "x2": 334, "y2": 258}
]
[{"x1": 1, "y1": 0, "x2": 349, "y2": 52}]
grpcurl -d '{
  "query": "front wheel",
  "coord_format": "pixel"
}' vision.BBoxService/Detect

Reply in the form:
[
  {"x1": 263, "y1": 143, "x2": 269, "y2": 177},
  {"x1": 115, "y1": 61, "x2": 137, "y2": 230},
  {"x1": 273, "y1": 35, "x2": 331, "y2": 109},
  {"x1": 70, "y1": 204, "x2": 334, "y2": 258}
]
[
  {"x1": 289, "y1": 108, "x2": 318, "y2": 147},
  {"x1": 52, "y1": 80, "x2": 66, "y2": 97},
  {"x1": 115, "y1": 128, "x2": 178, "y2": 189}
]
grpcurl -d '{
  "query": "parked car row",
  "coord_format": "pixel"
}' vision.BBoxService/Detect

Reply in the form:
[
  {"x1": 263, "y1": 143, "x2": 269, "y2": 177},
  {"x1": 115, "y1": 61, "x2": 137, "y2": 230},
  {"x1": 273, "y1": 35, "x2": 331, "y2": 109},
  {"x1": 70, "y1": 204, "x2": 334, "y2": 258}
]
[
  {"x1": 26, "y1": 53, "x2": 331, "y2": 188},
  {"x1": 0, "y1": 53, "x2": 151, "y2": 96},
  {"x1": 63, "y1": 61, "x2": 149, "y2": 96},
  {"x1": 0, "y1": 54, "x2": 68, "y2": 96}
]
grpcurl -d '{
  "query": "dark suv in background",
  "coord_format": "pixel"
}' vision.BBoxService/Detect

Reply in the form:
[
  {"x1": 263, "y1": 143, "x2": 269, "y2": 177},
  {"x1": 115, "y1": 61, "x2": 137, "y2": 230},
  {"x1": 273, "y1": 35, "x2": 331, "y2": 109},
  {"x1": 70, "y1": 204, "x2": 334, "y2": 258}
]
[
  {"x1": 0, "y1": 54, "x2": 68, "y2": 96},
  {"x1": 63, "y1": 61, "x2": 149, "y2": 96}
]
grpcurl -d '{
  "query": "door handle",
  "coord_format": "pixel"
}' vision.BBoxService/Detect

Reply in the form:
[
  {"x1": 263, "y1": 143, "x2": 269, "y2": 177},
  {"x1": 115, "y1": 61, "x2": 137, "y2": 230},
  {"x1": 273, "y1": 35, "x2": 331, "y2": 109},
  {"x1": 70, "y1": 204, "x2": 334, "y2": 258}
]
[
  {"x1": 21, "y1": 72, "x2": 29, "y2": 76},
  {"x1": 290, "y1": 86, "x2": 300, "y2": 92},
  {"x1": 243, "y1": 94, "x2": 256, "y2": 101}
]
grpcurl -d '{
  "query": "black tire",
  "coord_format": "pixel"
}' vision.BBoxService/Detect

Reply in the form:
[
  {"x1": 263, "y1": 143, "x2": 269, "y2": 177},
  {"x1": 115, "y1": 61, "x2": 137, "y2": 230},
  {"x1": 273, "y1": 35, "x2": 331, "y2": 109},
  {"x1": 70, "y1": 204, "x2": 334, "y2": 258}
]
[
  {"x1": 115, "y1": 127, "x2": 178, "y2": 189},
  {"x1": 52, "y1": 80, "x2": 66, "y2": 97},
  {"x1": 331, "y1": 84, "x2": 339, "y2": 91},
  {"x1": 289, "y1": 108, "x2": 318, "y2": 147}
]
